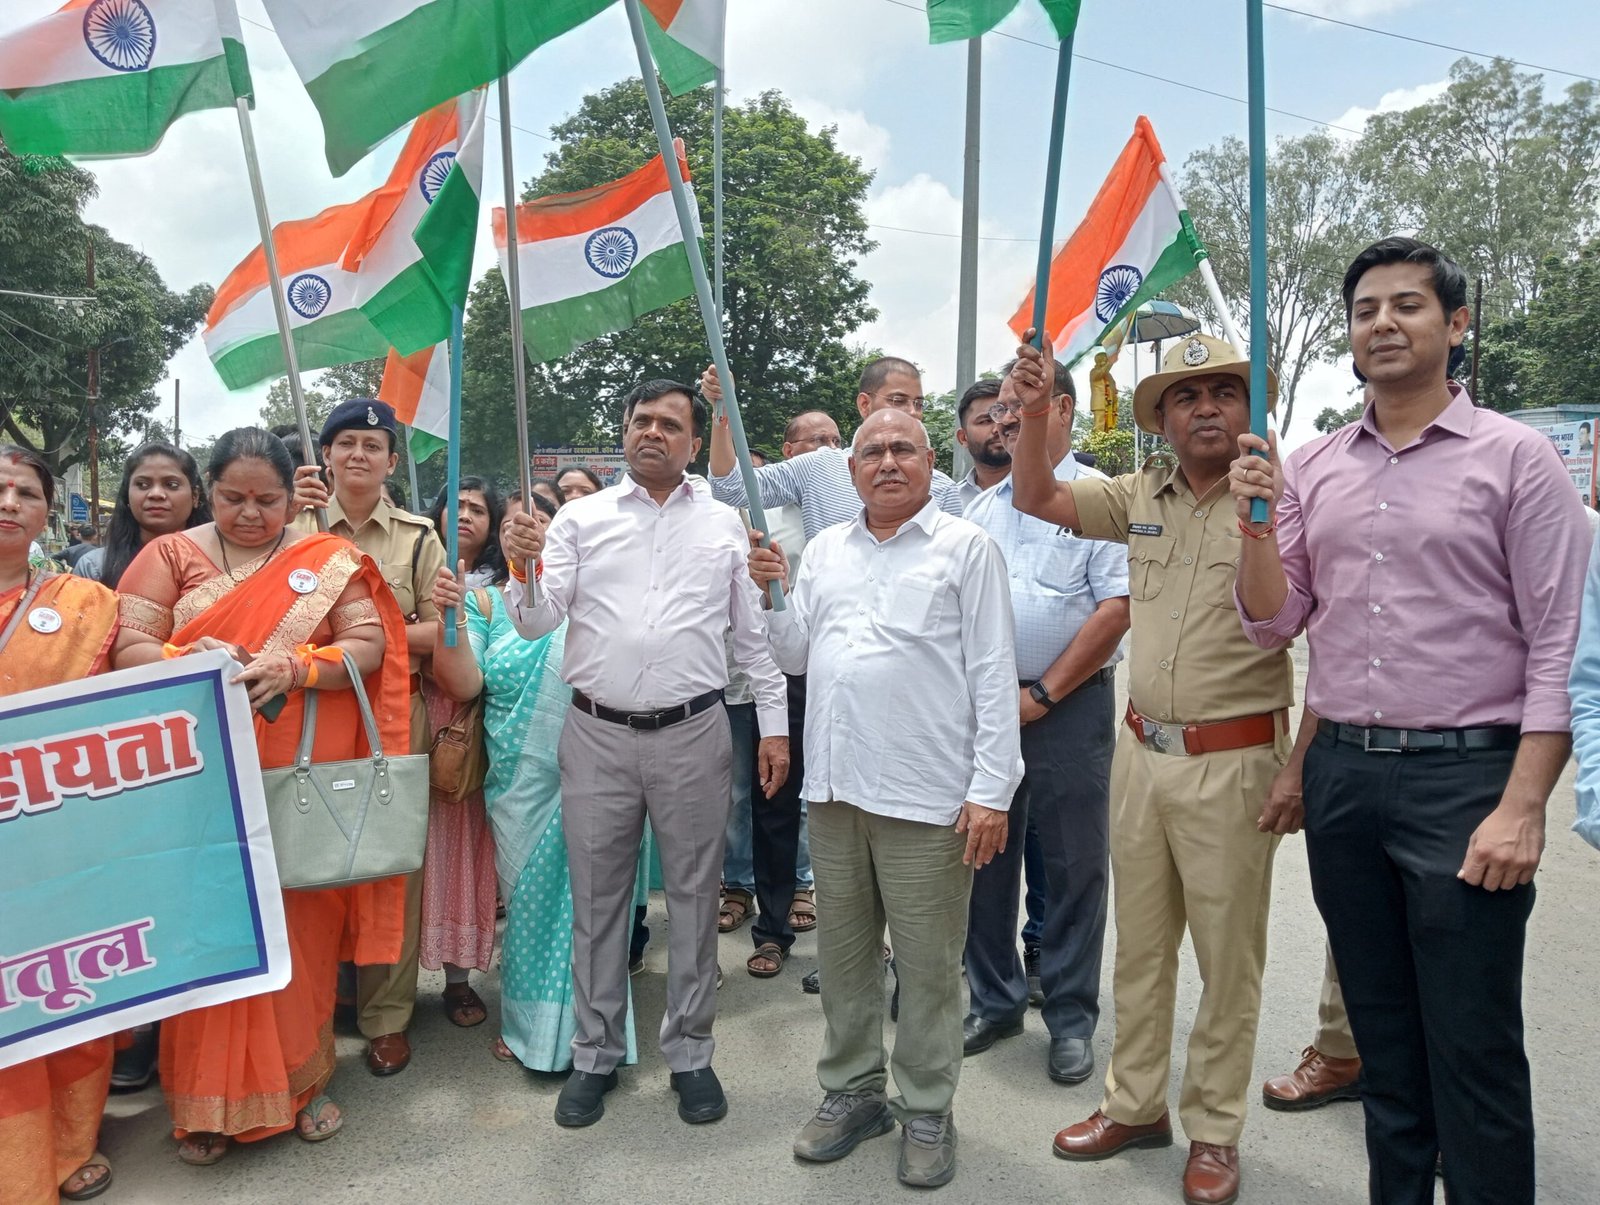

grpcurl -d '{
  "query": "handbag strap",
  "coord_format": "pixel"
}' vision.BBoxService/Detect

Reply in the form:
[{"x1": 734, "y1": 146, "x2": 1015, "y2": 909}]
[
  {"x1": 0, "y1": 571, "x2": 56, "y2": 659},
  {"x1": 291, "y1": 648, "x2": 388, "y2": 769}
]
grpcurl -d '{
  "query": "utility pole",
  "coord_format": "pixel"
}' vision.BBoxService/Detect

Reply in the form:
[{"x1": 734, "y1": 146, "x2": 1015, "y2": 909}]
[
  {"x1": 86, "y1": 237, "x2": 99, "y2": 527},
  {"x1": 173, "y1": 378, "x2": 181, "y2": 448},
  {"x1": 951, "y1": 37, "x2": 982, "y2": 484}
]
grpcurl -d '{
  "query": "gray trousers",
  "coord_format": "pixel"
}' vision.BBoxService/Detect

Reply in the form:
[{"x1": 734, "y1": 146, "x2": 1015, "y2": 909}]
[{"x1": 557, "y1": 703, "x2": 733, "y2": 1074}]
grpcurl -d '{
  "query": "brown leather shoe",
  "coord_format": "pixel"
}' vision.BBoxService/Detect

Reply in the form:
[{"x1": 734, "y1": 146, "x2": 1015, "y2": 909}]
[
  {"x1": 1261, "y1": 1045, "x2": 1361, "y2": 1111},
  {"x1": 1183, "y1": 1142, "x2": 1239, "y2": 1205},
  {"x1": 1052, "y1": 1109, "x2": 1173, "y2": 1161},
  {"x1": 366, "y1": 1033, "x2": 411, "y2": 1077}
]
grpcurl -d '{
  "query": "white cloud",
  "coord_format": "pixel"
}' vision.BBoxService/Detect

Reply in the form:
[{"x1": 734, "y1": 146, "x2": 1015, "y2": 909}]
[
  {"x1": 785, "y1": 97, "x2": 893, "y2": 173},
  {"x1": 1329, "y1": 78, "x2": 1450, "y2": 137},
  {"x1": 1281, "y1": 0, "x2": 1425, "y2": 20}
]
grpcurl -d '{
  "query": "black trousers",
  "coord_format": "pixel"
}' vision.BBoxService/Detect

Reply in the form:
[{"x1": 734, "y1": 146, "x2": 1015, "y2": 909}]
[
  {"x1": 1303, "y1": 731, "x2": 1535, "y2": 1205},
  {"x1": 731, "y1": 673, "x2": 806, "y2": 952},
  {"x1": 965, "y1": 674, "x2": 1113, "y2": 1033}
]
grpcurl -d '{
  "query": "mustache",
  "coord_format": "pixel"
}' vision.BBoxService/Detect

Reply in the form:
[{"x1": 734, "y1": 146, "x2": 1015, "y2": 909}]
[{"x1": 872, "y1": 469, "x2": 909, "y2": 485}]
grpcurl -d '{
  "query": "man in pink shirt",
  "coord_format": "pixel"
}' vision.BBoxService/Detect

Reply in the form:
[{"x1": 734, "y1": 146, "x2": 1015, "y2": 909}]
[{"x1": 1230, "y1": 237, "x2": 1587, "y2": 1205}]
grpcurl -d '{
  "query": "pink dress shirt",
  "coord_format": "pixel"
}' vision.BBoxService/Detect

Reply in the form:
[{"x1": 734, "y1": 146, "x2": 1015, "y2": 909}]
[{"x1": 1237, "y1": 385, "x2": 1587, "y2": 732}]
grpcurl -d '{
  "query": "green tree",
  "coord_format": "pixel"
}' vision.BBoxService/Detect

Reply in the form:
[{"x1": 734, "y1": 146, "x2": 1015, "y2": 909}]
[
  {"x1": 1171, "y1": 130, "x2": 1376, "y2": 434},
  {"x1": 258, "y1": 378, "x2": 333, "y2": 434},
  {"x1": 456, "y1": 80, "x2": 878, "y2": 484},
  {"x1": 1476, "y1": 239, "x2": 1600, "y2": 411},
  {"x1": 0, "y1": 149, "x2": 210, "y2": 478},
  {"x1": 1313, "y1": 401, "x2": 1365, "y2": 433}
]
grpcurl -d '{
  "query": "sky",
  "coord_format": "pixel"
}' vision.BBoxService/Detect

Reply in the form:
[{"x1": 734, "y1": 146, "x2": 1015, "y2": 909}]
[{"x1": 2, "y1": 0, "x2": 1595, "y2": 454}]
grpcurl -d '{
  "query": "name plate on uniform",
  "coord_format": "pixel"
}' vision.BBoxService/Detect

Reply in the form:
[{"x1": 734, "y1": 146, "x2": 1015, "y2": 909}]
[{"x1": 1129, "y1": 523, "x2": 1164, "y2": 536}]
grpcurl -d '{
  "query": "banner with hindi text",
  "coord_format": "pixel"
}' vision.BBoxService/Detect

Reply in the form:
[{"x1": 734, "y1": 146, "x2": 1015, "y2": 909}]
[{"x1": 0, "y1": 650, "x2": 288, "y2": 1070}]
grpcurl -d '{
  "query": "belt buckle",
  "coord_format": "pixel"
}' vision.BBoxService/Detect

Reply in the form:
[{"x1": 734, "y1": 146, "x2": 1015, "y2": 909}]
[
  {"x1": 1142, "y1": 719, "x2": 1182, "y2": 756},
  {"x1": 1362, "y1": 726, "x2": 1403, "y2": 754},
  {"x1": 626, "y1": 712, "x2": 660, "y2": 731}
]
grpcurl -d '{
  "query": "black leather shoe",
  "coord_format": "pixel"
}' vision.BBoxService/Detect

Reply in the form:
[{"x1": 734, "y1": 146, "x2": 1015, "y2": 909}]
[
  {"x1": 962, "y1": 1013, "x2": 1024, "y2": 1055},
  {"x1": 554, "y1": 1069, "x2": 618, "y2": 1127},
  {"x1": 670, "y1": 1067, "x2": 728, "y2": 1124},
  {"x1": 1048, "y1": 1036, "x2": 1095, "y2": 1084}
]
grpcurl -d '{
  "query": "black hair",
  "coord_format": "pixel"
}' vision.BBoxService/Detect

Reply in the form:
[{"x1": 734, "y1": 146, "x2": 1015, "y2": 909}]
[
  {"x1": 0, "y1": 443, "x2": 53, "y2": 508},
  {"x1": 271, "y1": 424, "x2": 323, "y2": 469},
  {"x1": 1001, "y1": 357, "x2": 1077, "y2": 401},
  {"x1": 957, "y1": 379, "x2": 1003, "y2": 425},
  {"x1": 621, "y1": 379, "x2": 708, "y2": 440},
  {"x1": 207, "y1": 427, "x2": 297, "y2": 496},
  {"x1": 531, "y1": 476, "x2": 567, "y2": 506},
  {"x1": 1342, "y1": 236, "x2": 1469, "y2": 323},
  {"x1": 508, "y1": 487, "x2": 560, "y2": 522},
  {"x1": 100, "y1": 442, "x2": 211, "y2": 590},
  {"x1": 428, "y1": 475, "x2": 508, "y2": 585},
  {"x1": 859, "y1": 356, "x2": 920, "y2": 396}
]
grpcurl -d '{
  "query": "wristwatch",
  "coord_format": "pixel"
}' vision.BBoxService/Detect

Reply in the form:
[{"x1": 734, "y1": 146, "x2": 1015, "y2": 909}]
[{"x1": 1028, "y1": 682, "x2": 1057, "y2": 709}]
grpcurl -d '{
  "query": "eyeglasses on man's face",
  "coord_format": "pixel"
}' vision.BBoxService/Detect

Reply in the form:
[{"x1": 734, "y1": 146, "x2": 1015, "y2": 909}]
[
  {"x1": 790, "y1": 432, "x2": 843, "y2": 449},
  {"x1": 854, "y1": 440, "x2": 929, "y2": 466},
  {"x1": 875, "y1": 391, "x2": 926, "y2": 415}
]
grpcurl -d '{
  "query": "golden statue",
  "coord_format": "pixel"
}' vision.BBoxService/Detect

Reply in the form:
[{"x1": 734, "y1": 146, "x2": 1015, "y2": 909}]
[{"x1": 1090, "y1": 351, "x2": 1119, "y2": 432}]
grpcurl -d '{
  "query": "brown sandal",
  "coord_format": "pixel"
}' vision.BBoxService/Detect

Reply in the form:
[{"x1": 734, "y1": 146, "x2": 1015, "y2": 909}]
[
  {"x1": 443, "y1": 982, "x2": 487, "y2": 1028},
  {"x1": 747, "y1": 942, "x2": 787, "y2": 978},
  {"x1": 177, "y1": 1133, "x2": 229, "y2": 1167},
  {"x1": 788, "y1": 888, "x2": 817, "y2": 933},
  {"x1": 60, "y1": 1152, "x2": 112, "y2": 1200},
  {"x1": 718, "y1": 887, "x2": 754, "y2": 933}
]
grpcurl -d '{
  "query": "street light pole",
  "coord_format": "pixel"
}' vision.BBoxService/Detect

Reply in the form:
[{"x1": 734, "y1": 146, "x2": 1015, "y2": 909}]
[{"x1": 86, "y1": 237, "x2": 99, "y2": 527}]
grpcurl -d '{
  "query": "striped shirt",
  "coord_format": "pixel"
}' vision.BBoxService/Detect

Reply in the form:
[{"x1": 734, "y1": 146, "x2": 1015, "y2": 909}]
[{"x1": 709, "y1": 446, "x2": 965, "y2": 541}]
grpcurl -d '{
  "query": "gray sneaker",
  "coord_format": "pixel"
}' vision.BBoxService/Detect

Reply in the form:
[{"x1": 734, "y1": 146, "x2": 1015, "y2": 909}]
[
  {"x1": 793, "y1": 1092, "x2": 896, "y2": 1163},
  {"x1": 898, "y1": 1112, "x2": 957, "y2": 1188}
]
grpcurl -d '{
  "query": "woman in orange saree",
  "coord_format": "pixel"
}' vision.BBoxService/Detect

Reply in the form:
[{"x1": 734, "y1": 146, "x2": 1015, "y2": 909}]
[
  {"x1": 113, "y1": 428, "x2": 411, "y2": 1166},
  {"x1": 0, "y1": 445, "x2": 121, "y2": 1203}
]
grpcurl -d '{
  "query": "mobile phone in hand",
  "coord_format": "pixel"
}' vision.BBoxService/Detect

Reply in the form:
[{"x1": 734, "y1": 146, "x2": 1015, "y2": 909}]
[{"x1": 231, "y1": 645, "x2": 289, "y2": 722}]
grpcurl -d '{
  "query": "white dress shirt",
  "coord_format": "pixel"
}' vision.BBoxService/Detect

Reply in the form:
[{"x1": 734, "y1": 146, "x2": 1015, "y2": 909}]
[
  {"x1": 507, "y1": 474, "x2": 787, "y2": 736},
  {"x1": 765, "y1": 499, "x2": 1023, "y2": 824}
]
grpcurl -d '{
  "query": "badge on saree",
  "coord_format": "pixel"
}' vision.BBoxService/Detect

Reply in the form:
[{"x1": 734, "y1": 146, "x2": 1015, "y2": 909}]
[
  {"x1": 28, "y1": 607, "x2": 62, "y2": 634},
  {"x1": 288, "y1": 568, "x2": 320, "y2": 595}
]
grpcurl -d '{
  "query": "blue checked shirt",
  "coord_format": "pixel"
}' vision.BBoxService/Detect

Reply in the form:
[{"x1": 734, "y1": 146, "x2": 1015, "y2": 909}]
[{"x1": 964, "y1": 456, "x2": 1130, "y2": 681}]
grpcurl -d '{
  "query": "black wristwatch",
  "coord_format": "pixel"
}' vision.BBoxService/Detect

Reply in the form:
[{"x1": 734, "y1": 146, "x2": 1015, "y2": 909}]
[{"x1": 1029, "y1": 682, "x2": 1057, "y2": 709}]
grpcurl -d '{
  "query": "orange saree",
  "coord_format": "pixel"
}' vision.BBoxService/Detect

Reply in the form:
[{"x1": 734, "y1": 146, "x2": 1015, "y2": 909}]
[
  {"x1": 116, "y1": 530, "x2": 410, "y2": 1141},
  {"x1": 0, "y1": 575, "x2": 119, "y2": 1205}
]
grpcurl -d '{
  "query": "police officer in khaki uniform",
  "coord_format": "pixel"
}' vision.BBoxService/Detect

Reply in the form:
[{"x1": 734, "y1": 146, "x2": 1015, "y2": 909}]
[
  {"x1": 1008, "y1": 332, "x2": 1295, "y2": 1205},
  {"x1": 294, "y1": 398, "x2": 445, "y2": 1076}
]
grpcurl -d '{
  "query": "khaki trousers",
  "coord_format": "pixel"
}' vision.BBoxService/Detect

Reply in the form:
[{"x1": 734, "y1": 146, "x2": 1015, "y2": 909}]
[
  {"x1": 1100, "y1": 724, "x2": 1286, "y2": 1146},
  {"x1": 1314, "y1": 941, "x2": 1358, "y2": 1061},
  {"x1": 809, "y1": 801, "x2": 972, "y2": 1121},
  {"x1": 356, "y1": 690, "x2": 429, "y2": 1040}
]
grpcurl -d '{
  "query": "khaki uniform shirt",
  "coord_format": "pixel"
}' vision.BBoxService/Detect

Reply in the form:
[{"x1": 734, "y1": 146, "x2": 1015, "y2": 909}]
[{"x1": 1069, "y1": 462, "x2": 1292, "y2": 725}]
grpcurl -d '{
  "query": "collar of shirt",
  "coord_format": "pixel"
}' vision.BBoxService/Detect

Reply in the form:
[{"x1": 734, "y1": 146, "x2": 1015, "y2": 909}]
[
  {"x1": 1354, "y1": 381, "x2": 1475, "y2": 453},
  {"x1": 618, "y1": 472, "x2": 696, "y2": 509},
  {"x1": 1151, "y1": 461, "x2": 1229, "y2": 508},
  {"x1": 327, "y1": 494, "x2": 394, "y2": 537},
  {"x1": 849, "y1": 497, "x2": 941, "y2": 545}
]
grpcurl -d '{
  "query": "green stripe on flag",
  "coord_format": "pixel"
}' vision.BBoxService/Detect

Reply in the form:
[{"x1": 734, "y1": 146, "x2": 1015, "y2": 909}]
[
  {"x1": 412, "y1": 166, "x2": 480, "y2": 311},
  {"x1": 409, "y1": 427, "x2": 448, "y2": 463},
  {"x1": 1064, "y1": 229, "x2": 1206, "y2": 369},
  {"x1": 643, "y1": 13, "x2": 717, "y2": 95},
  {"x1": 925, "y1": 0, "x2": 1080, "y2": 44},
  {"x1": 523, "y1": 243, "x2": 696, "y2": 364},
  {"x1": 361, "y1": 262, "x2": 455, "y2": 360},
  {"x1": 211, "y1": 308, "x2": 395, "y2": 390},
  {"x1": 0, "y1": 47, "x2": 249, "y2": 158}
]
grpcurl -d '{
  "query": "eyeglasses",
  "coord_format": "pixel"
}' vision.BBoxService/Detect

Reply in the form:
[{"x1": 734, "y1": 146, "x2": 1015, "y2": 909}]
[
  {"x1": 985, "y1": 401, "x2": 1024, "y2": 423},
  {"x1": 790, "y1": 432, "x2": 843, "y2": 449},
  {"x1": 854, "y1": 440, "x2": 928, "y2": 466},
  {"x1": 876, "y1": 392, "x2": 926, "y2": 415}
]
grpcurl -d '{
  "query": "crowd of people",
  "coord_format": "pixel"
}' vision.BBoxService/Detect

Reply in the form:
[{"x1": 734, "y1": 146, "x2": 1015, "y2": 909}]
[{"x1": 1, "y1": 234, "x2": 1594, "y2": 1204}]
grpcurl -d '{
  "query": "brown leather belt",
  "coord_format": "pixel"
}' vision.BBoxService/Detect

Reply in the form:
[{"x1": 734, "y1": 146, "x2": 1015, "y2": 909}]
[{"x1": 1125, "y1": 703, "x2": 1286, "y2": 757}]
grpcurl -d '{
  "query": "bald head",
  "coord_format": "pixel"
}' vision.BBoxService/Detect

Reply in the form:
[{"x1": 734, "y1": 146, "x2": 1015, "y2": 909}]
[{"x1": 849, "y1": 409, "x2": 934, "y2": 528}]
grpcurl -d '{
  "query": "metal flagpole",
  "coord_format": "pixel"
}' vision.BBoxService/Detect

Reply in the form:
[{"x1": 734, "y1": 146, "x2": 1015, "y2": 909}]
[
  {"x1": 1245, "y1": 0, "x2": 1270, "y2": 523},
  {"x1": 497, "y1": 77, "x2": 537, "y2": 582},
  {"x1": 952, "y1": 36, "x2": 982, "y2": 484},
  {"x1": 1158, "y1": 163, "x2": 1246, "y2": 356},
  {"x1": 1028, "y1": 33, "x2": 1076, "y2": 347},
  {"x1": 624, "y1": 0, "x2": 785, "y2": 609},
  {"x1": 713, "y1": 59, "x2": 726, "y2": 316},
  {"x1": 442, "y1": 306, "x2": 466, "y2": 646},
  {"x1": 232, "y1": 98, "x2": 327, "y2": 531}
]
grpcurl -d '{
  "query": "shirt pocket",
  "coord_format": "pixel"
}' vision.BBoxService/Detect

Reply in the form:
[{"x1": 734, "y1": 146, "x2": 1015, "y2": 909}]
[
  {"x1": 380, "y1": 559, "x2": 418, "y2": 619},
  {"x1": 1035, "y1": 536, "x2": 1094, "y2": 597},
  {"x1": 1201, "y1": 533, "x2": 1242, "y2": 610},
  {"x1": 1127, "y1": 535, "x2": 1175, "y2": 602},
  {"x1": 883, "y1": 572, "x2": 947, "y2": 636},
  {"x1": 688, "y1": 542, "x2": 736, "y2": 610}
]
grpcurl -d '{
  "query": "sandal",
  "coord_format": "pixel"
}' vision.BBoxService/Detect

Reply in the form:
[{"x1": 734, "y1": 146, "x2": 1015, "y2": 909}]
[
  {"x1": 443, "y1": 982, "x2": 487, "y2": 1028},
  {"x1": 177, "y1": 1133, "x2": 229, "y2": 1167},
  {"x1": 788, "y1": 888, "x2": 817, "y2": 933},
  {"x1": 490, "y1": 1035, "x2": 518, "y2": 1063},
  {"x1": 747, "y1": 942, "x2": 787, "y2": 978},
  {"x1": 718, "y1": 887, "x2": 754, "y2": 934},
  {"x1": 61, "y1": 1152, "x2": 112, "y2": 1200},
  {"x1": 295, "y1": 1094, "x2": 343, "y2": 1143}
]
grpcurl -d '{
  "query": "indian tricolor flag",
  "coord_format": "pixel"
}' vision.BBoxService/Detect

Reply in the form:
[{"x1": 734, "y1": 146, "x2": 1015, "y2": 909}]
[
  {"x1": 261, "y1": 0, "x2": 615, "y2": 176},
  {"x1": 203, "y1": 90, "x2": 484, "y2": 390},
  {"x1": 379, "y1": 342, "x2": 450, "y2": 462},
  {"x1": 641, "y1": 0, "x2": 724, "y2": 95},
  {"x1": 926, "y1": 0, "x2": 1080, "y2": 43},
  {"x1": 1009, "y1": 116, "x2": 1208, "y2": 367},
  {"x1": 0, "y1": 0, "x2": 251, "y2": 158},
  {"x1": 496, "y1": 143, "x2": 699, "y2": 365}
]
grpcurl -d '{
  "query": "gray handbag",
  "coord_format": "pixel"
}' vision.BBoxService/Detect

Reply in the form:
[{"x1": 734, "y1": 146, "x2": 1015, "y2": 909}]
[{"x1": 261, "y1": 649, "x2": 429, "y2": 890}]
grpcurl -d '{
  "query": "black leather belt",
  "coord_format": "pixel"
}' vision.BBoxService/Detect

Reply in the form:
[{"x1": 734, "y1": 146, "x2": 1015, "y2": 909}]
[
  {"x1": 1317, "y1": 718, "x2": 1521, "y2": 754},
  {"x1": 1020, "y1": 666, "x2": 1115, "y2": 694},
  {"x1": 572, "y1": 688, "x2": 724, "y2": 731}
]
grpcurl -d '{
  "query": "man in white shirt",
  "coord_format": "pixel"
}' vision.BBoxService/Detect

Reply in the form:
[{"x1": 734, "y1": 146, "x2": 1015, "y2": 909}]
[
  {"x1": 501, "y1": 379, "x2": 790, "y2": 1131},
  {"x1": 750, "y1": 408, "x2": 1023, "y2": 1190},
  {"x1": 962, "y1": 363, "x2": 1130, "y2": 1085}
]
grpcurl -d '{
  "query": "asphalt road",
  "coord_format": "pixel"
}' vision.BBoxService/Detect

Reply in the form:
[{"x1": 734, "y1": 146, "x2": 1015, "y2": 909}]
[{"x1": 99, "y1": 658, "x2": 1600, "y2": 1204}]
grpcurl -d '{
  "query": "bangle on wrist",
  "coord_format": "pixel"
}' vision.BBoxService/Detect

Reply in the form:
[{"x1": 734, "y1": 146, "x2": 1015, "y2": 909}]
[
  {"x1": 508, "y1": 558, "x2": 527, "y2": 583},
  {"x1": 1019, "y1": 405, "x2": 1051, "y2": 419}
]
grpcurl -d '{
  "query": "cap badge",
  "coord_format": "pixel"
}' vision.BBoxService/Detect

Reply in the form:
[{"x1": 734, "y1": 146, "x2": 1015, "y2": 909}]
[
  {"x1": 1182, "y1": 338, "x2": 1210, "y2": 367},
  {"x1": 366, "y1": 406, "x2": 380, "y2": 426}
]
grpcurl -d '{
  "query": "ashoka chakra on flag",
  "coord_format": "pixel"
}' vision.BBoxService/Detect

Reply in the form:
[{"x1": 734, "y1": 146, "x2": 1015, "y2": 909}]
[
  {"x1": 287, "y1": 273, "x2": 332, "y2": 319},
  {"x1": 83, "y1": 0, "x2": 157, "y2": 73},
  {"x1": 1095, "y1": 265, "x2": 1145, "y2": 323},
  {"x1": 420, "y1": 152, "x2": 456, "y2": 203},
  {"x1": 585, "y1": 227, "x2": 640, "y2": 279}
]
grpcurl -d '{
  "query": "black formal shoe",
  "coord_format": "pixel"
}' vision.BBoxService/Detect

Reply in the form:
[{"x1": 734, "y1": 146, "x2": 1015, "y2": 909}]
[
  {"x1": 670, "y1": 1067, "x2": 728, "y2": 1124},
  {"x1": 554, "y1": 1069, "x2": 618, "y2": 1127},
  {"x1": 962, "y1": 1013, "x2": 1024, "y2": 1056},
  {"x1": 1048, "y1": 1036, "x2": 1095, "y2": 1084},
  {"x1": 110, "y1": 1023, "x2": 158, "y2": 1092}
]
